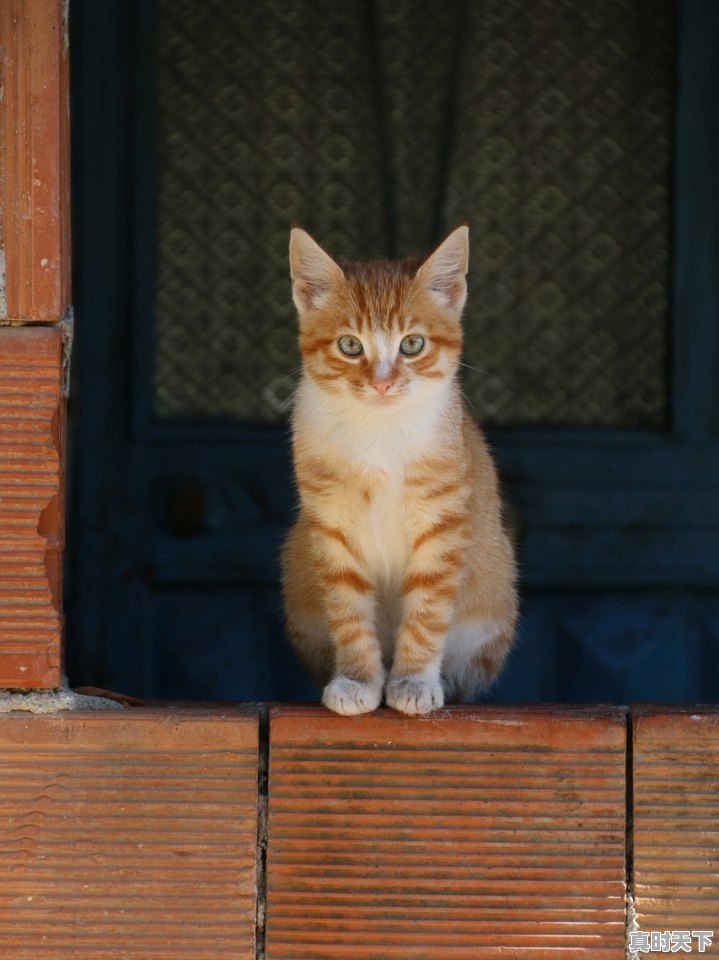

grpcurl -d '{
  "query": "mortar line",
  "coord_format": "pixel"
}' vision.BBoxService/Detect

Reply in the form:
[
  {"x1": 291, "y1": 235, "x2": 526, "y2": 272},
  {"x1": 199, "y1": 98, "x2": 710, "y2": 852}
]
[
  {"x1": 255, "y1": 703, "x2": 269, "y2": 960},
  {"x1": 625, "y1": 709, "x2": 638, "y2": 959}
]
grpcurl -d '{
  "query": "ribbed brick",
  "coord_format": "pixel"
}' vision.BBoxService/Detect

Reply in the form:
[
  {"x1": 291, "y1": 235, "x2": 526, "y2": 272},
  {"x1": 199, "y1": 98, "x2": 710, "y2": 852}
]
[
  {"x1": 0, "y1": 0, "x2": 71, "y2": 321},
  {"x1": 267, "y1": 705, "x2": 627, "y2": 959},
  {"x1": 632, "y1": 707, "x2": 719, "y2": 955},
  {"x1": 0, "y1": 707, "x2": 258, "y2": 959},
  {"x1": 0, "y1": 327, "x2": 64, "y2": 687}
]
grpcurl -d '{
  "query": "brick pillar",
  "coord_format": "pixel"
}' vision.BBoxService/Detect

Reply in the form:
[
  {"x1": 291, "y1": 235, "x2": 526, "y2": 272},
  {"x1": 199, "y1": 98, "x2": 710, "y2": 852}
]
[{"x1": 0, "y1": 0, "x2": 71, "y2": 687}]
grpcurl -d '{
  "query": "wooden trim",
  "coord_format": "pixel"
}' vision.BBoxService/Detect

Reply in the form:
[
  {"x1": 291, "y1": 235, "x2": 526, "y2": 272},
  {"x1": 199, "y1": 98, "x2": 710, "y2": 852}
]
[
  {"x1": 672, "y1": 0, "x2": 719, "y2": 440},
  {"x1": 0, "y1": 0, "x2": 71, "y2": 321}
]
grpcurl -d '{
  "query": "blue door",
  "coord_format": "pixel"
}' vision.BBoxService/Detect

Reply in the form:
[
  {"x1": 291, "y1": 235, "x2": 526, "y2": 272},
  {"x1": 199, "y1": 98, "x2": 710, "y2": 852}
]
[{"x1": 67, "y1": 0, "x2": 719, "y2": 703}]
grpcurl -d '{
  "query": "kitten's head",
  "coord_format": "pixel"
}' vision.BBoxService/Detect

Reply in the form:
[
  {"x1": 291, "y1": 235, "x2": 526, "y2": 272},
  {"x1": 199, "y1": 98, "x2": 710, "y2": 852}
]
[{"x1": 289, "y1": 225, "x2": 468, "y2": 408}]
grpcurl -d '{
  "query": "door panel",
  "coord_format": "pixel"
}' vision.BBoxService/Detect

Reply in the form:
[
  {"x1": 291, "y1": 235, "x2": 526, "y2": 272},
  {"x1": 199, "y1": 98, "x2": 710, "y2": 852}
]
[{"x1": 149, "y1": 585, "x2": 316, "y2": 701}]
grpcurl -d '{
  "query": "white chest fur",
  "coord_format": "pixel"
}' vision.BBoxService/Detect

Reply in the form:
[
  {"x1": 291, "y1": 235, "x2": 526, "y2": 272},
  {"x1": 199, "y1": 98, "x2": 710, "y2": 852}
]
[
  {"x1": 356, "y1": 472, "x2": 409, "y2": 585},
  {"x1": 294, "y1": 376, "x2": 459, "y2": 634},
  {"x1": 294, "y1": 379, "x2": 456, "y2": 654}
]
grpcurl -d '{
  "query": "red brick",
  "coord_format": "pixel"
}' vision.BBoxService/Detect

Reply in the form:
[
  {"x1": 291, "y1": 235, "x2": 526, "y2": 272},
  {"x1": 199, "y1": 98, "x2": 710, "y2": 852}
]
[
  {"x1": 0, "y1": 0, "x2": 71, "y2": 321},
  {"x1": 632, "y1": 707, "x2": 719, "y2": 955},
  {"x1": 267, "y1": 705, "x2": 627, "y2": 959},
  {"x1": 0, "y1": 326, "x2": 64, "y2": 687},
  {"x1": 0, "y1": 707, "x2": 258, "y2": 959}
]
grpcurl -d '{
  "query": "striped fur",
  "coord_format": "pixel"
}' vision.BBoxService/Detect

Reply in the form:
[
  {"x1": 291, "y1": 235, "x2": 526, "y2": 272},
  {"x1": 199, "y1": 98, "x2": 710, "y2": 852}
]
[{"x1": 282, "y1": 226, "x2": 518, "y2": 715}]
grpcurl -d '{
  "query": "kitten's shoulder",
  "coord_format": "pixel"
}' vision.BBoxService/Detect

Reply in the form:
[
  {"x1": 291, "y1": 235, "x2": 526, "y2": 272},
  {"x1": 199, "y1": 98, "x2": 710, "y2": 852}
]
[
  {"x1": 461, "y1": 408, "x2": 488, "y2": 445},
  {"x1": 461, "y1": 409, "x2": 499, "y2": 477}
]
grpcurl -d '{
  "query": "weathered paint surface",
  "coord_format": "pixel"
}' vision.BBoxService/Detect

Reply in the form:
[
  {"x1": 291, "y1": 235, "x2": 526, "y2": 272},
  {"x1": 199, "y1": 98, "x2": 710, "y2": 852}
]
[
  {"x1": 0, "y1": 326, "x2": 64, "y2": 687},
  {"x1": 0, "y1": 707, "x2": 259, "y2": 959},
  {"x1": 0, "y1": 0, "x2": 71, "y2": 321},
  {"x1": 266, "y1": 705, "x2": 628, "y2": 959},
  {"x1": 632, "y1": 707, "x2": 719, "y2": 955}
]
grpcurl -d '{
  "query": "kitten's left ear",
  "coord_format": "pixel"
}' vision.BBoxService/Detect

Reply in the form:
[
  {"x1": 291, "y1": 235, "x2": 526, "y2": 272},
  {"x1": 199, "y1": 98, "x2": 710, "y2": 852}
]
[
  {"x1": 289, "y1": 228, "x2": 344, "y2": 315},
  {"x1": 416, "y1": 225, "x2": 469, "y2": 314}
]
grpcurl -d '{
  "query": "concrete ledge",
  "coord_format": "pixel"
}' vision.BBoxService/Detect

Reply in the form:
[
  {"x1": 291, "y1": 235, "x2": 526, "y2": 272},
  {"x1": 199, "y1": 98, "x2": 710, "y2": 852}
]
[{"x1": 0, "y1": 688, "x2": 123, "y2": 713}]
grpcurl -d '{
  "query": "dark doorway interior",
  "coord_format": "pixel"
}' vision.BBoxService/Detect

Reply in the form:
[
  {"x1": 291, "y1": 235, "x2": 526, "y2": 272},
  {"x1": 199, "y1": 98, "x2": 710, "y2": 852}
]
[{"x1": 66, "y1": 0, "x2": 719, "y2": 702}]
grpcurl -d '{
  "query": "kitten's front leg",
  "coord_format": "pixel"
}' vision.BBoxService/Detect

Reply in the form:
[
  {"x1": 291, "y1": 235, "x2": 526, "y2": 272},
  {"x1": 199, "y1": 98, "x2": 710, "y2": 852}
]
[
  {"x1": 386, "y1": 529, "x2": 464, "y2": 716},
  {"x1": 311, "y1": 522, "x2": 384, "y2": 715}
]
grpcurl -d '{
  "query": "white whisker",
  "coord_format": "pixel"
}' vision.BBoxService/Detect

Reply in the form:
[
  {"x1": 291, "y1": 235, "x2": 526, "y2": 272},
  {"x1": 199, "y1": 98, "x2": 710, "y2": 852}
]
[{"x1": 457, "y1": 360, "x2": 488, "y2": 376}]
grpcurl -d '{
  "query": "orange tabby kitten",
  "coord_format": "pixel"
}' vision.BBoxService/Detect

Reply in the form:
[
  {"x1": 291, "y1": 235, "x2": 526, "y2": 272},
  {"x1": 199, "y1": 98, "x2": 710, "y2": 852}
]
[{"x1": 282, "y1": 225, "x2": 517, "y2": 716}]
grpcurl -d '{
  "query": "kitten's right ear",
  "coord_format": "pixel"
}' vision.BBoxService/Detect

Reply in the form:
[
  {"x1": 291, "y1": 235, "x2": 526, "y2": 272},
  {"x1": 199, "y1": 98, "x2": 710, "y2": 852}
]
[{"x1": 289, "y1": 228, "x2": 344, "y2": 314}]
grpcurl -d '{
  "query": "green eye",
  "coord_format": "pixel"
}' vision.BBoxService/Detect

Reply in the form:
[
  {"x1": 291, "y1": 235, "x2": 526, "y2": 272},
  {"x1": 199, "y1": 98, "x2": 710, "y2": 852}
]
[
  {"x1": 338, "y1": 335, "x2": 363, "y2": 356},
  {"x1": 400, "y1": 334, "x2": 425, "y2": 356}
]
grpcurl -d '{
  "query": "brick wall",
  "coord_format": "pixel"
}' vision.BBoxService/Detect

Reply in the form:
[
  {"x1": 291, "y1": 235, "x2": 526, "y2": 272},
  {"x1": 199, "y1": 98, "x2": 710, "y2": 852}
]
[
  {"x1": 0, "y1": 0, "x2": 71, "y2": 689},
  {"x1": 1, "y1": 704, "x2": 717, "y2": 958}
]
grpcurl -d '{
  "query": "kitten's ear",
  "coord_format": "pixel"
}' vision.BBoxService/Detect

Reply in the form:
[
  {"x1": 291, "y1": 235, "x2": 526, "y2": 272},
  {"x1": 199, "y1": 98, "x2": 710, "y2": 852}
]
[
  {"x1": 289, "y1": 228, "x2": 344, "y2": 314},
  {"x1": 416, "y1": 225, "x2": 469, "y2": 313}
]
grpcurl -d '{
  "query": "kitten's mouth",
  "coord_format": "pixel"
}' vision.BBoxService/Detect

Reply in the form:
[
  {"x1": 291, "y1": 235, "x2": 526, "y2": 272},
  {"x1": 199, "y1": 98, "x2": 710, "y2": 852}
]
[{"x1": 366, "y1": 390, "x2": 400, "y2": 403}]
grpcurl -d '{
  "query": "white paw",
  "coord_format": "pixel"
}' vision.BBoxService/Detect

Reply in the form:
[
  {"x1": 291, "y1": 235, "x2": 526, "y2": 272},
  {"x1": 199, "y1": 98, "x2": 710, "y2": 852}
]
[
  {"x1": 385, "y1": 675, "x2": 444, "y2": 715},
  {"x1": 322, "y1": 676, "x2": 382, "y2": 716}
]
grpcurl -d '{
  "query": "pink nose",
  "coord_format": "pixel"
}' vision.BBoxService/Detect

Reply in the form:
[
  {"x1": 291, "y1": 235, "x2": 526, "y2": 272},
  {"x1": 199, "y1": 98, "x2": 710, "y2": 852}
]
[{"x1": 373, "y1": 377, "x2": 392, "y2": 396}]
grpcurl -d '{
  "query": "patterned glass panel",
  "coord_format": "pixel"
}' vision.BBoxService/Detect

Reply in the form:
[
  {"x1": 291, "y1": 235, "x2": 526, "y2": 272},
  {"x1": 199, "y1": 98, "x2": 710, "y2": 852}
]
[{"x1": 152, "y1": 0, "x2": 673, "y2": 426}]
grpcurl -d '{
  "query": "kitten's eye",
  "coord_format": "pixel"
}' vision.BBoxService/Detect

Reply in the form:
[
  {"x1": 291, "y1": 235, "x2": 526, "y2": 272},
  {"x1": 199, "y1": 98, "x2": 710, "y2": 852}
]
[
  {"x1": 399, "y1": 334, "x2": 425, "y2": 356},
  {"x1": 338, "y1": 335, "x2": 363, "y2": 356}
]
